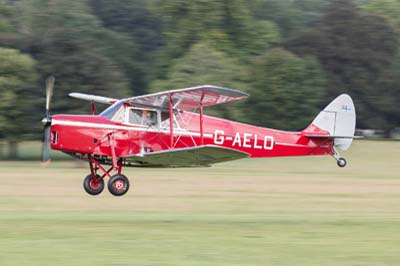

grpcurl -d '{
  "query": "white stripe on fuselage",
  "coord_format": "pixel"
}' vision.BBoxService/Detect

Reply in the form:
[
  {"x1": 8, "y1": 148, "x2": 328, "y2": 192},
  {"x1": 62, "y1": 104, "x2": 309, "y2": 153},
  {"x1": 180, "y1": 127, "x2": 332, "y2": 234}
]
[
  {"x1": 53, "y1": 120, "x2": 307, "y2": 150},
  {"x1": 51, "y1": 119, "x2": 214, "y2": 138}
]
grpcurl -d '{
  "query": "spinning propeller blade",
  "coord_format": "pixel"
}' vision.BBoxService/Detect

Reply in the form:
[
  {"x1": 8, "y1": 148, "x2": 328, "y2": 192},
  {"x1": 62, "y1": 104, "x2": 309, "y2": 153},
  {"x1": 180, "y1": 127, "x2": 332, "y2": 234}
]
[
  {"x1": 42, "y1": 126, "x2": 51, "y2": 163},
  {"x1": 41, "y1": 76, "x2": 55, "y2": 163},
  {"x1": 45, "y1": 76, "x2": 55, "y2": 118}
]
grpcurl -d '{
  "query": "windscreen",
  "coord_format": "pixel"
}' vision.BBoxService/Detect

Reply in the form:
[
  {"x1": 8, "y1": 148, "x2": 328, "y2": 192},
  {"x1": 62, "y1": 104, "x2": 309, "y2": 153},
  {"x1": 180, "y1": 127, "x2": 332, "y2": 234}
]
[{"x1": 99, "y1": 100, "x2": 124, "y2": 119}]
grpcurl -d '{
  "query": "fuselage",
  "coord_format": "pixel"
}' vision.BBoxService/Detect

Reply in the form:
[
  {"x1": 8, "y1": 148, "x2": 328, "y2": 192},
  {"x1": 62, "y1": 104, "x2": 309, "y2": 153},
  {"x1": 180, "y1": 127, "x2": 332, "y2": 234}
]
[{"x1": 50, "y1": 111, "x2": 334, "y2": 161}]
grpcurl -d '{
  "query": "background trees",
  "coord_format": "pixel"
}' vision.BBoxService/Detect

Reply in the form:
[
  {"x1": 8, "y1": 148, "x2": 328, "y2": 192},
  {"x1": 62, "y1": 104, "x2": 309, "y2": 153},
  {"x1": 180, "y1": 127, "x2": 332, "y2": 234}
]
[
  {"x1": 0, "y1": 47, "x2": 37, "y2": 158},
  {"x1": 285, "y1": 0, "x2": 399, "y2": 131},
  {"x1": 0, "y1": 0, "x2": 399, "y2": 157},
  {"x1": 247, "y1": 48, "x2": 326, "y2": 130}
]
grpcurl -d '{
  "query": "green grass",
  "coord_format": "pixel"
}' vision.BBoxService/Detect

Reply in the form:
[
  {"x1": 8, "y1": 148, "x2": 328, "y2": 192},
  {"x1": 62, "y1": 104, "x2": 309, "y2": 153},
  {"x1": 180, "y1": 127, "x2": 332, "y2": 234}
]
[{"x1": 0, "y1": 140, "x2": 399, "y2": 266}]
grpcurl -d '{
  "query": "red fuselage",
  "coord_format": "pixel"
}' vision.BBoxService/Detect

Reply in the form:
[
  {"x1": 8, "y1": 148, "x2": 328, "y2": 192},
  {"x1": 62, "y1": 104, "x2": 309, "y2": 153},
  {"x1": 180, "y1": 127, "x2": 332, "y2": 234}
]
[{"x1": 50, "y1": 112, "x2": 333, "y2": 161}]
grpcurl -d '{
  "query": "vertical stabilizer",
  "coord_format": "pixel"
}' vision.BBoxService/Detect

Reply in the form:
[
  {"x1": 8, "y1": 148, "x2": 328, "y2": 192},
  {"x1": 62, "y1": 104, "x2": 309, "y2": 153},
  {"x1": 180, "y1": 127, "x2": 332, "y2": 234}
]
[{"x1": 307, "y1": 94, "x2": 356, "y2": 151}]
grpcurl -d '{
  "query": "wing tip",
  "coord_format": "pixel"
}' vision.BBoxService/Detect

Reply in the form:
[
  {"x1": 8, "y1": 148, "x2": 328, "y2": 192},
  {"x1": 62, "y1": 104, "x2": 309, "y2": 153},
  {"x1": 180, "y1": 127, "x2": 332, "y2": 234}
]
[
  {"x1": 200, "y1": 84, "x2": 250, "y2": 97},
  {"x1": 69, "y1": 92, "x2": 118, "y2": 105}
]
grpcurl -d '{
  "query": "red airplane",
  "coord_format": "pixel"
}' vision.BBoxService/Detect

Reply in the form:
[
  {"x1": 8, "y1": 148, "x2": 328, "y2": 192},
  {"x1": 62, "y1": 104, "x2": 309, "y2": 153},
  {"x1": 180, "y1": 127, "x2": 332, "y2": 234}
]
[{"x1": 41, "y1": 77, "x2": 357, "y2": 196}]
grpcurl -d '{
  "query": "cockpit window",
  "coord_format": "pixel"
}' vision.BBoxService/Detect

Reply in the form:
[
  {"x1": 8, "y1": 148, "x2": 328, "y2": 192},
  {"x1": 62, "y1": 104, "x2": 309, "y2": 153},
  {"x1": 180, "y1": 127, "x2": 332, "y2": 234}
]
[
  {"x1": 112, "y1": 106, "x2": 126, "y2": 123},
  {"x1": 129, "y1": 109, "x2": 142, "y2": 124},
  {"x1": 160, "y1": 111, "x2": 179, "y2": 128},
  {"x1": 100, "y1": 101, "x2": 124, "y2": 119},
  {"x1": 128, "y1": 108, "x2": 158, "y2": 126},
  {"x1": 101, "y1": 103, "x2": 162, "y2": 126}
]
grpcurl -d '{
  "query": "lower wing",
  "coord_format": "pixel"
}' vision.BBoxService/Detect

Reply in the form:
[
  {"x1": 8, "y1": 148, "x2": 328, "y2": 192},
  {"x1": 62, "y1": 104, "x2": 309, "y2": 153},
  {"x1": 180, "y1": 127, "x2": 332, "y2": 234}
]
[{"x1": 122, "y1": 145, "x2": 249, "y2": 167}]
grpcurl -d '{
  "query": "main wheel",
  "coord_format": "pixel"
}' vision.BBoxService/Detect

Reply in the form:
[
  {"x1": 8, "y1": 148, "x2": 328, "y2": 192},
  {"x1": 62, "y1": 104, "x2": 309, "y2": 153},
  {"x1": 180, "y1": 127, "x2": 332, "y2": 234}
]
[
  {"x1": 83, "y1": 174, "x2": 105, "y2": 195},
  {"x1": 108, "y1": 174, "x2": 130, "y2": 196},
  {"x1": 337, "y1": 157, "x2": 347, "y2": 168}
]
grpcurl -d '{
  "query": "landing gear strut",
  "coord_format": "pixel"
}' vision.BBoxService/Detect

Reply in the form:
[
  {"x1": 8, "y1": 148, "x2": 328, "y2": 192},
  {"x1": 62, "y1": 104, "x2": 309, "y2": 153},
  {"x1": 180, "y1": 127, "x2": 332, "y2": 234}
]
[
  {"x1": 84, "y1": 155, "x2": 131, "y2": 196},
  {"x1": 332, "y1": 148, "x2": 347, "y2": 168}
]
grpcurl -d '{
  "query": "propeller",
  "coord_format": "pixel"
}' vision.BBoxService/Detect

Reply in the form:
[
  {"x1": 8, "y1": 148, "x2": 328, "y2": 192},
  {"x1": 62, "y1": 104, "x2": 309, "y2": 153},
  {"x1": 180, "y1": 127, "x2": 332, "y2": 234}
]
[
  {"x1": 45, "y1": 76, "x2": 54, "y2": 118},
  {"x1": 41, "y1": 76, "x2": 55, "y2": 163}
]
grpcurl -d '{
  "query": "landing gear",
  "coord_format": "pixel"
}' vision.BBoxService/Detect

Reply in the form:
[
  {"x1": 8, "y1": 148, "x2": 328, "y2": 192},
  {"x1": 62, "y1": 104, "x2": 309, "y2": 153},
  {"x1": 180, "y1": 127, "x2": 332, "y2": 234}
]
[
  {"x1": 108, "y1": 174, "x2": 130, "y2": 196},
  {"x1": 84, "y1": 134, "x2": 131, "y2": 196},
  {"x1": 332, "y1": 147, "x2": 347, "y2": 168},
  {"x1": 83, "y1": 174, "x2": 105, "y2": 195},
  {"x1": 83, "y1": 155, "x2": 131, "y2": 196}
]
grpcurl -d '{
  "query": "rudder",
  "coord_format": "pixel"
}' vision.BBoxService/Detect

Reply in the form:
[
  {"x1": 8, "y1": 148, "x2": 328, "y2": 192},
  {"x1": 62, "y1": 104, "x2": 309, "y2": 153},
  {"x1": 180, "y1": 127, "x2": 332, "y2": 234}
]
[{"x1": 305, "y1": 94, "x2": 356, "y2": 151}]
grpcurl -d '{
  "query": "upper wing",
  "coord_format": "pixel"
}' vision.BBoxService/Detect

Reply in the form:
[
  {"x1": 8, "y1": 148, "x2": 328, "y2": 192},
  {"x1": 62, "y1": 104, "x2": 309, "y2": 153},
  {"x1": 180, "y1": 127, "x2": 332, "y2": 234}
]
[
  {"x1": 69, "y1": 85, "x2": 248, "y2": 110},
  {"x1": 123, "y1": 85, "x2": 248, "y2": 111},
  {"x1": 123, "y1": 145, "x2": 250, "y2": 167},
  {"x1": 69, "y1": 93, "x2": 118, "y2": 105}
]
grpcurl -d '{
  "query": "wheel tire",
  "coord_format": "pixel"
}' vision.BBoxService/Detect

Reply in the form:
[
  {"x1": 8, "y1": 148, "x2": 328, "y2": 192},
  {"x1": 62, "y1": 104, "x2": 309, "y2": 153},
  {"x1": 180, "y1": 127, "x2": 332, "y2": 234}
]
[
  {"x1": 108, "y1": 174, "x2": 130, "y2": 196},
  {"x1": 337, "y1": 157, "x2": 347, "y2": 168},
  {"x1": 83, "y1": 174, "x2": 105, "y2": 195}
]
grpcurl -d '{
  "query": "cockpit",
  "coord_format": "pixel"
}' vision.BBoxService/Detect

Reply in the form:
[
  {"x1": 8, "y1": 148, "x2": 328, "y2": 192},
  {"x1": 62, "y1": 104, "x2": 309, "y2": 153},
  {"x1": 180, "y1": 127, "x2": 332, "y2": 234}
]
[
  {"x1": 128, "y1": 109, "x2": 157, "y2": 126},
  {"x1": 100, "y1": 101, "x2": 179, "y2": 128}
]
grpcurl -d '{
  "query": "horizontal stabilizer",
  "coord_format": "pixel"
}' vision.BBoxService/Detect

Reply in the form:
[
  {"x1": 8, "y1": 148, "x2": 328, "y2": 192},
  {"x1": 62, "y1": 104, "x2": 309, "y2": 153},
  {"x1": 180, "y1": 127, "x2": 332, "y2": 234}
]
[
  {"x1": 304, "y1": 134, "x2": 363, "y2": 139},
  {"x1": 123, "y1": 145, "x2": 250, "y2": 167},
  {"x1": 69, "y1": 93, "x2": 118, "y2": 105}
]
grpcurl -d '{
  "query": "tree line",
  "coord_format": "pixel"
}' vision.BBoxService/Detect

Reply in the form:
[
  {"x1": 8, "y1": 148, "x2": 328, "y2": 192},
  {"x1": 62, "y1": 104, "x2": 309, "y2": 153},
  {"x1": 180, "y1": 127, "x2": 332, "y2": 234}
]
[{"x1": 0, "y1": 0, "x2": 399, "y2": 158}]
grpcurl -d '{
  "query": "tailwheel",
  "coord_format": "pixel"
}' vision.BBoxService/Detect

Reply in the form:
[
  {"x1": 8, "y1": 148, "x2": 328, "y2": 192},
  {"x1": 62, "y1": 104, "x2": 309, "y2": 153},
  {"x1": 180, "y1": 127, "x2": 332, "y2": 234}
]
[
  {"x1": 337, "y1": 157, "x2": 347, "y2": 168},
  {"x1": 332, "y1": 147, "x2": 347, "y2": 168},
  {"x1": 83, "y1": 174, "x2": 105, "y2": 195},
  {"x1": 108, "y1": 174, "x2": 130, "y2": 196}
]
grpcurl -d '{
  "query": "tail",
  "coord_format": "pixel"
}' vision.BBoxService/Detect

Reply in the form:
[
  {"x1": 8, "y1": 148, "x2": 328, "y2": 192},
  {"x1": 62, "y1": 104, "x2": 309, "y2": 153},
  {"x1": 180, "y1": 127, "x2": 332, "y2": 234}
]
[{"x1": 303, "y1": 94, "x2": 356, "y2": 151}]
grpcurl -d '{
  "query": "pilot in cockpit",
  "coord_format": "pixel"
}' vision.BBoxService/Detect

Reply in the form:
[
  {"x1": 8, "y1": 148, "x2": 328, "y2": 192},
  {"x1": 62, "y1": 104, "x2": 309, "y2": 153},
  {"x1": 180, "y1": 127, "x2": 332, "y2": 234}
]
[{"x1": 142, "y1": 110, "x2": 157, "y2": 126}]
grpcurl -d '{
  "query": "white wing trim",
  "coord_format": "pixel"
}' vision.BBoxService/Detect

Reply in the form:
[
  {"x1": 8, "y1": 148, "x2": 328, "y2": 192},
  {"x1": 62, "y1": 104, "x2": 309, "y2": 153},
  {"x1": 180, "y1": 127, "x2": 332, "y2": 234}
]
[{"x1": 69, "y1": 93, "x2": 118, "y2": 105}]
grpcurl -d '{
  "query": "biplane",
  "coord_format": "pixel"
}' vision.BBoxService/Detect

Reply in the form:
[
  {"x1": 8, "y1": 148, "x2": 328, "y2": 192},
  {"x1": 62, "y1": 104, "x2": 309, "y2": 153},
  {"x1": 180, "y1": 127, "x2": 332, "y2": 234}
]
[{"x1": 41, "y1": 77, "x2": 357, "y2": 196}]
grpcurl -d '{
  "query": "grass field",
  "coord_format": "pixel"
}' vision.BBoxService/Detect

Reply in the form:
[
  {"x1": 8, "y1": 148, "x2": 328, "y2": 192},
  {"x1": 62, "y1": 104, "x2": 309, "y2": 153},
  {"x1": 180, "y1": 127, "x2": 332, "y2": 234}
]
[{"x1": 0, "y1": 140, "x2": 399, "y2": 266}]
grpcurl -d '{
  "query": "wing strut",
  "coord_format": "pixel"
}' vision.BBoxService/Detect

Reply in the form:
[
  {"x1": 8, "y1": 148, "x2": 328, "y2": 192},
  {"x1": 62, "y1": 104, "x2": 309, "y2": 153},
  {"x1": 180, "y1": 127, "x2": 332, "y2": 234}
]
[
  {"x1": 199, "y1": 92, "x2": 205, "y2": 145},
  {"x1": 91, "y1": 101, "x2": 95, "y2": 115},
  {"x1": 200, "y1": 104, "x2": 204, "y2": 145},
  {"x1": 169, "y1": 94, "x2": 174, "y2": 148}
]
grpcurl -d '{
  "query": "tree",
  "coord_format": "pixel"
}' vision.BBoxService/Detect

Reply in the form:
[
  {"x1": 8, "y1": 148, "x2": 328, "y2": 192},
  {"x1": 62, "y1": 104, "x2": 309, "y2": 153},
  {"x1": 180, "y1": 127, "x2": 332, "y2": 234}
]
[
  {"x1": 90, "y1": 0, "x2": 164, "y2": 93},
  {"x1": 242, "y1": 20, "x2": 281, "y2": 56},
  {"x1": 368, "y1": 53, "x2": 400, "y2": 133},
  {"x1": 0, "y1": 47, "x2": 37, "y2": 158},
  {"x1": 363, "y1": 0, "x2": 400, "y2": 32},
  {"x1": 363, "y1": 1, "x2": 400, "y2": 131},
  {"x1": 153, "y1": 0, "x2": 228, "y2": 56},
  {"x1": 252, "y1": 0, "x2": 326, "y2": 38},
  {"x1": 0, "y1": 0, "x2": 15, "y2": 33},
  {"x1": 246, "y1": 48, "x2": 326, "y2": 130},
  {"x1": 36, "y1": 29, "x2": 130, "y2": 114},
  {"x1": 286, "y1": 0, "x2": 399, "y2": 130},
  {"x1": 152, "y1": 0, "x2": 280, "y2": 78},
  {"x1": 2, "y1": 0, "x2": 131, "y2": 114},
  {"x1": 90, "y1": 0, "x2": 164, "y2": 53}
]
